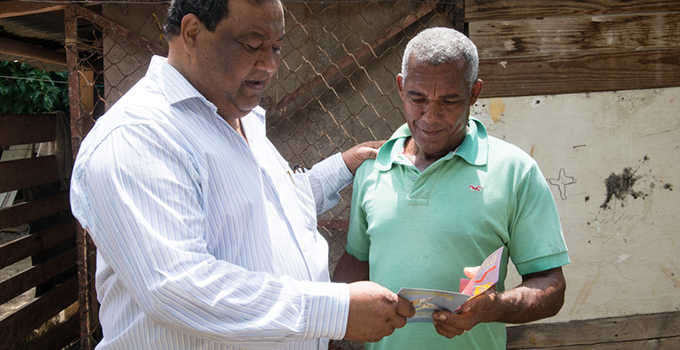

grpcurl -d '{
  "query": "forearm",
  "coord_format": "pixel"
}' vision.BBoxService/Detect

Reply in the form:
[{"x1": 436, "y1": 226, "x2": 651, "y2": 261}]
[
  {"x1": 307, "y1": 152, "x2": 353, "y2": 214},
  {"x1": 332, "y1": 251, "x2": 370, "y2": 283},
  {"x1": 487, "y1": 267, "x2": 566, "y2": 324}
]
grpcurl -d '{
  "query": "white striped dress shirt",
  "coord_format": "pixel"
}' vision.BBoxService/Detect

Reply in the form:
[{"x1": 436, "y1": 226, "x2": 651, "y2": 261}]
[{"x1": 70, "y1": 56, "x2": 351, "y2": 350}]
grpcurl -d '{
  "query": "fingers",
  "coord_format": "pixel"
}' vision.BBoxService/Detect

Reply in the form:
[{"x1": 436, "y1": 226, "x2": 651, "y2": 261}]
[
  {"x1": 464, "y1": 266, "x2": 481, "y2": 279},
  {"x1": 345, "y1": 281, "x2": 409, "y2": 342},
  {"x1": 396, "y1": 295, "x2": 416, "y2": 318},
  {"x1": 341, "y1": 140, "x2": 386, "y2": 174},
  {"x1": 432, "y1": 311, "x2": 469, "y2": 339}
]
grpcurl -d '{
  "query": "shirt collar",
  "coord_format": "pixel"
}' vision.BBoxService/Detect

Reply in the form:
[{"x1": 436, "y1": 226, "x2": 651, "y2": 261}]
[
  {"x1": 374, "y1": 117, "x2": 489, "y2": 171},
  {"x1": 146, "y1": 55, "x2": 217, "y2": 112}
]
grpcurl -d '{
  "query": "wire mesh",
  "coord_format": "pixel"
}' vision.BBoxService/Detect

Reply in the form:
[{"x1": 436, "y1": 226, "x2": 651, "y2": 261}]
[{"x1": 69, "y1": 1, "x2": 457, "y2": 349}]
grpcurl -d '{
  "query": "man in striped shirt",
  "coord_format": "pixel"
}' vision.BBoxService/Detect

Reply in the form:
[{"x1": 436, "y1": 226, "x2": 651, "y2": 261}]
[{"x1": 69, "y1": 0, "x2": 414, "y2": 349}]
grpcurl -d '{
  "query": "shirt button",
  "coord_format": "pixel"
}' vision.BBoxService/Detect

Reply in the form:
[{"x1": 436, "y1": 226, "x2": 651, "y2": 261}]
[{"x1": 412, "y1": 175, "x2": 417, "y2": 181}]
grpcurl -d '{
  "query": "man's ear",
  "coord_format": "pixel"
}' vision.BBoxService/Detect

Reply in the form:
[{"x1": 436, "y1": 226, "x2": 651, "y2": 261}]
[
  {"x1": 469, "y1": 79, "x2": 483, "y2": 106},
  {"x1": 180, "y1": 14, "x2": 202, "y2": 56},
  {"x1": 397, "y1": 73, "x2": 405, "y2": 97}
]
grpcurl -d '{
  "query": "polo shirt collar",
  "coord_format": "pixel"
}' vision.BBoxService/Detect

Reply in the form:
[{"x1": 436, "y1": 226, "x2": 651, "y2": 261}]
[{"x1": 374, "y1": 117, "x2": 488, "y2": 171}]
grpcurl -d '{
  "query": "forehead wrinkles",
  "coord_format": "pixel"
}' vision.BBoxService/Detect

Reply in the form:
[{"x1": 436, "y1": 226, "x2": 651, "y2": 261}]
[{"x1": 407, "y1": 78, "x2": 459, "y2": 99}]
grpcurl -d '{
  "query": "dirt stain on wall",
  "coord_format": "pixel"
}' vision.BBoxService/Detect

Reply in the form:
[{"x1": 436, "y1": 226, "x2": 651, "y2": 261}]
[{"x1": 600, "y1": 167, "x2": 645, "y2": 209}]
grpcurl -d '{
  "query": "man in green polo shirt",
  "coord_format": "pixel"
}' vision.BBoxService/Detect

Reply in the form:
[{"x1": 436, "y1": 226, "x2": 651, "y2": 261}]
[{"x1": 332, "y1": 27, "x2": 569, "y2": 350}]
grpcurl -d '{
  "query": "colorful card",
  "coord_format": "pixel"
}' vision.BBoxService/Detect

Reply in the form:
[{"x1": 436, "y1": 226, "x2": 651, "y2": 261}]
[{"x1": 398, "y1": 246, "x2": 504, "y2": 323}]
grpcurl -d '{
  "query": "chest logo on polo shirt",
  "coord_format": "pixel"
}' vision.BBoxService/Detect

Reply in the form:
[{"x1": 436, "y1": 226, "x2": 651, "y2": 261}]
[{"x1": 469, "y1": 185, "x2": 484, "y2": 191}]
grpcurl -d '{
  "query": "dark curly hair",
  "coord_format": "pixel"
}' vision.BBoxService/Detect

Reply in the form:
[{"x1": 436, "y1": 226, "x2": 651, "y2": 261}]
[{"x1": 164, "y1": 0, "x2": 272, "y2": 40}]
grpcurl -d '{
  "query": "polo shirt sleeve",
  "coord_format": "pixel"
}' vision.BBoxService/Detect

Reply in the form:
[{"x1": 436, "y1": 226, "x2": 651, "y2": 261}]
[
  {"x1": 346, "y1": 161, "x2": 373, "y2": 261},
  {"x1": 509, "y1": 163, "x2": 570, "y2": 275}
]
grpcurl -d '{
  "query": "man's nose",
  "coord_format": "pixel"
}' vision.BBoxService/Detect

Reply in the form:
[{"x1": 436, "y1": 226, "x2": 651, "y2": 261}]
[
  {"x1": 421, "y1": 103, "x2": 441, "y2": 122},
  {"x1": 257, "y1": 48, "x2": 279, "y2": 74}
]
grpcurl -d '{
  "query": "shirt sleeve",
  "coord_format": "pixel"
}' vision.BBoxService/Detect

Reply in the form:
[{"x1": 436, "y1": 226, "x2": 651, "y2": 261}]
[
  {"x1": 509, "y1": 163, "x2": 570, "y2": 275},
  {"x1": 306, "y1": 152, "x2": 353, "y2": 215},
  {"x1": 345, "y1": 161, "x2": 372, "y2": 262},
  {"x1": 70, "y1": 124, "x2": 349, "y2": 347}
]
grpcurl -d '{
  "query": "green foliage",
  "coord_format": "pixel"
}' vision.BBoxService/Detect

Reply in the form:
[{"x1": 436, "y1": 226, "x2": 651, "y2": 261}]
[{"x1": 0, "y1": 61, "x2": 69, "y2": 114}]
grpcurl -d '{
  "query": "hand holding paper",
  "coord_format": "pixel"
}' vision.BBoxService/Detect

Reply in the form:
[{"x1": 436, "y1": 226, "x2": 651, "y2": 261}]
[{"x1": 397, "y1": 247, "x2": 504, "y2": 323}]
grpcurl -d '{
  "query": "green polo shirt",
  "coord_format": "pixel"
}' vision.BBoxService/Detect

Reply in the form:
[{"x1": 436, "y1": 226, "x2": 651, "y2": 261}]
[{"x1": 346, "y1": 118, "x2": 569, "y2": 350}]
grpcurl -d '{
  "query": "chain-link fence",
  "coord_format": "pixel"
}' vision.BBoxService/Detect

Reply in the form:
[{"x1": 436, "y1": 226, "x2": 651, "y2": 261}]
[{"x1": 67, "y1": 1, "x2": 459, "y2": 349}]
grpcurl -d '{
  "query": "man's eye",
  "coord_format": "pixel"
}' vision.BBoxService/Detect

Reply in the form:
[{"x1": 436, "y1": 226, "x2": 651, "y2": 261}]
[{"x1": 273, "y1": 46, "x2": 281, "y2": 54}]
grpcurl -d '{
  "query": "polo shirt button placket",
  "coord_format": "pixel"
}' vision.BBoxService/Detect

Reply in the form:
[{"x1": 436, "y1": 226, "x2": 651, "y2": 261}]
[{"x1": 411, "y1": 175, "x2": 417, "y2": 181}]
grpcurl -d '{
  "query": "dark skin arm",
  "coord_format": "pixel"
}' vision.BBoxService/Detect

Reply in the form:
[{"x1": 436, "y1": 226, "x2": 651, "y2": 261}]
[
  {"x1": 432, "y1": 267, "x2": 566, "y2": 338},
  {"x1": 332, "y1": 251, "x2": 370, "y2": 283}
]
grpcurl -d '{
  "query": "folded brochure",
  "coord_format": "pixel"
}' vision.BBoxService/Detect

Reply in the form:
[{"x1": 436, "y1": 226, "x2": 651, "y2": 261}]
[{"x1": 398, "y1": 246, "x2": 504, "y2": 323}]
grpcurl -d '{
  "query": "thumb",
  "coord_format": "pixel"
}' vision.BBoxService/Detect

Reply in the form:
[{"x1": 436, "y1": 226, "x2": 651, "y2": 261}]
[
  {"x1": 464, "y1": 266, "x2": 481, "y2": 279},
  {"x1": 396, "y1": 295, "x2": 416, "y2": 318}
]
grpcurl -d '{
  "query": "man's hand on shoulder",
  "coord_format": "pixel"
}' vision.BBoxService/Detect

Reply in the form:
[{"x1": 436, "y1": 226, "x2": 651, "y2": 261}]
[
  {"x1": 344, "y1": 281, "x2": 415, "y2": 342},
  {"x1": 342, "y1": 141, "x2": 386, "y2": 175}
]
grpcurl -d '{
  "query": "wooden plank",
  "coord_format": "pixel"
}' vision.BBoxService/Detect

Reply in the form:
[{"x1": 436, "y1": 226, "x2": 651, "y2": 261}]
[
  {"x1": 507, "y1": 311, "x2": 680, "y2": 349},
  {"x1": 0, "y1": 1, "x2": 64, "y2": 19},
  {"x1": 0, "y1": 192, "x2": 71, "y2": 230},
  {"x1": 477, "y1": 48, "x2": 680, "y2": 98},
  {"x1": 0, "y1": 219, "x2": 77, "y2": 270},
  {"x1": 0, "y1": 38, "x2": 67, "y2": 67},
  {"x1": 471, "y1": 12, "x2": 680, "y2": 59},
  {"x1": 513, "y1": 337, "x2": 680, "y2": 350},
  {"x1": 465, "y1": 0, "x2": 680, "y2": 22},
  {"x1": 0, "y1": 156, "x2": 60, "y2": 193},
  {"x1": 0, "y1": 248, "x2": 77, "y2": 305},
  {"x1": 22, "y1": 312, "x2": 79, "y2": 350},
  {"x1": 0, "y1": 277, "x2": 77, "y2": 350},
  {"x1": 0, "y1": 114, "x2": 56, "y2": 148}
]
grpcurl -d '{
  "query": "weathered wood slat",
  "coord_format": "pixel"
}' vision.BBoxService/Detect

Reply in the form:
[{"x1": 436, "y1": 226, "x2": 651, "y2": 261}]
[
  {"x1": 21, "y1": 311, "x2": 80, "y2": 350},
  {"x1": 465, "y1": 0, "x2": 680, "y2": 22},
  {"x1": 0, "y1": 192, "x2": 70, "y2": 229},
  {"x1": 471, "y1": 12, "x2": 680, "y2": 59},
  {"x1": 478, "y1": 48, "x2": 680, "y2": 98},
  {"x1": 0, "y1": 1, "x2": 63, "y2": 19},
  {"x1": 508, "y1": 336, "x2": 680, "y2": 350},
  {"x1": 0, "y1": 219, "x2": 76, "y2": 270},
  {"x1": 0, "y1": 277, "x2": 78, "y2": 350},
  {"x1": 0, "y1": 248, "x2": 77, "y2": 305},
  {"x1": 0, "y1": 114, "x2": 56, "y2": 148},
  {"x1": 0, "y1": 156, "x2": 60, "y2": 193},
  {"x1": 507, "y1": 311, "x2": 680, "y2": 349}
]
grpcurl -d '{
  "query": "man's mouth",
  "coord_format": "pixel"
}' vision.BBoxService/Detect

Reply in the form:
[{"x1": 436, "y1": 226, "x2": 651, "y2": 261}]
[
  {"x1": 244, "y1": 79, "x2": 266, "y2": 91},
  {"x1": 420, "y1": 129, "x2": 442, "y2": 137}
]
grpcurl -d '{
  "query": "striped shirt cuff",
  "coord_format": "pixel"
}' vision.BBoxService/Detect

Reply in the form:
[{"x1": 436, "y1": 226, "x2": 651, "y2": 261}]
[{"x1": 300, "y1": 281, "x2": 350, "y2": 341}]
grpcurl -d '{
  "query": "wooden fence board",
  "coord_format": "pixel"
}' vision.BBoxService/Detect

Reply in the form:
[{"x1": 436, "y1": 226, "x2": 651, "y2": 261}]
[
  {"x1": 465, "y1": 0, "x2": 680, "y2": 21},
  {"x1": 0, "y1": 248, "x2": 77, "y2": 305},
  {"x1": 0, "y1": 276, "x2": 78, "y2": 350},
  {"x1": 21, "y1": 311, "x2": 79, "y2": 350},
  {"x1": 0, "y1": 219, "x2": 76, "y2": 270},
  {"x1": 478, "y1": 48, "x2": 680, "y2": 98},
  {"x1": 471, "y1": 12, "x2": 680, "y2": 59},
  {"x1": 0, "y1": 156, "x2": 60, "y2": 193},
  {"x1": 0, "y1": 192, "x2": 71, "y2": 229},
  {"x1": 508, "y1": 336, "x2": 680, "y2": 350},
  {"x1": 0, "y1": 114, "x2": 56, "y2": 148},
  {"x1": 507, "y1": 311, "x2": 680, "y2": 349}
]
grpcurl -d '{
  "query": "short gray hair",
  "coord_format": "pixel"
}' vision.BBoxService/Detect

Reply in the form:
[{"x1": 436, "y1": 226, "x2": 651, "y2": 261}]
[{"x1": 401, "y1": 27, "x2": 479, "y2": 90}]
